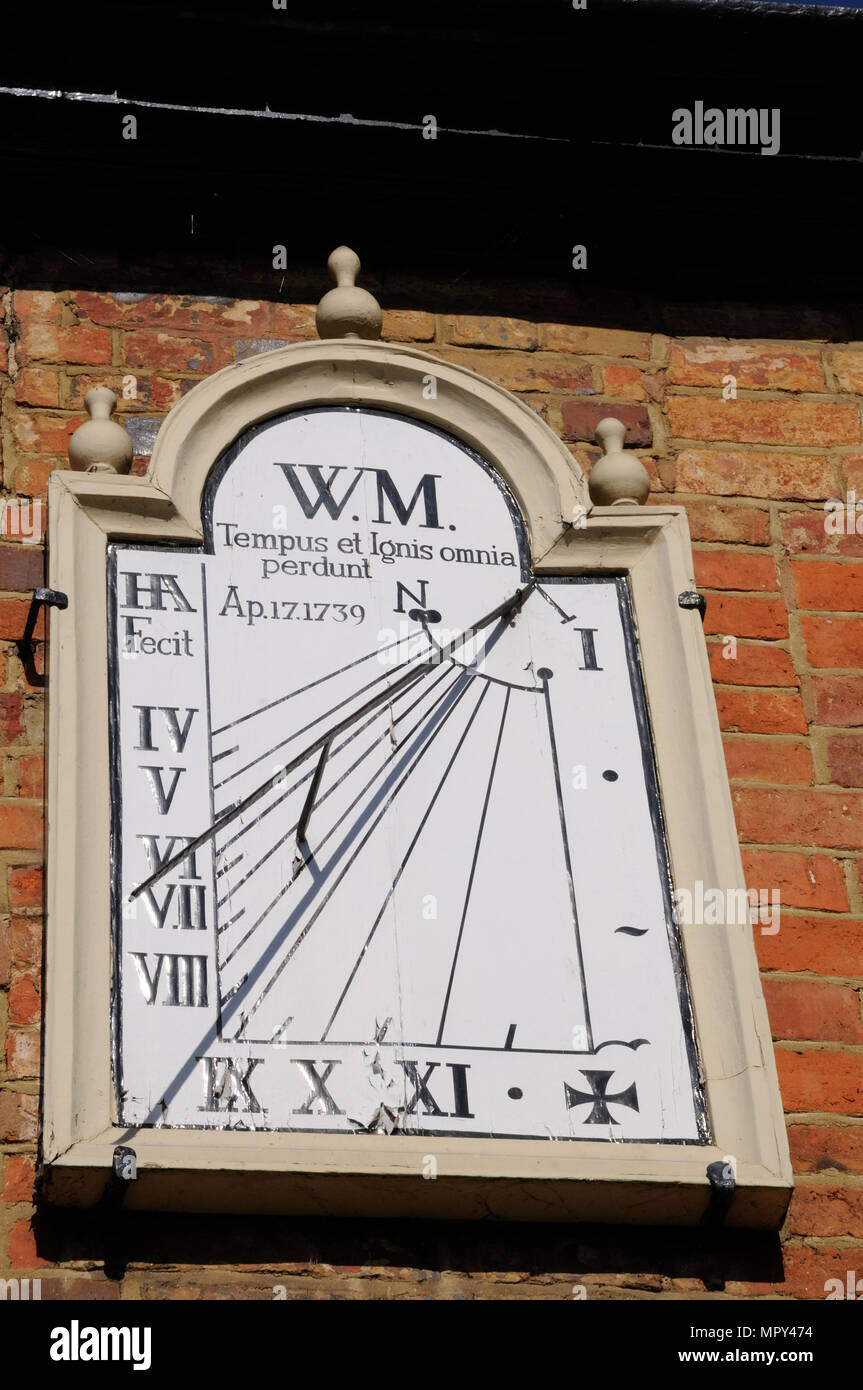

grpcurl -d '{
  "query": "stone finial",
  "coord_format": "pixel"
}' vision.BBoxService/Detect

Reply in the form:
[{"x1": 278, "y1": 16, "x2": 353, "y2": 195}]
[
  {"x1": 316, "y1": 246, "x2": 382, "y2": 341},
  {"x1": 587, "y1": 417, "x2": 650, "y2": 507},
  {"x1": 68, "y1": 388, "x2": 133, "y2": 474}
]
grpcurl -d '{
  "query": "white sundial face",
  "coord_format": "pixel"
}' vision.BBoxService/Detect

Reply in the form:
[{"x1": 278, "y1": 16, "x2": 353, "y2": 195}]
[{"x1": 110, "y1": 406, "x2": 707, "y2": 1142}]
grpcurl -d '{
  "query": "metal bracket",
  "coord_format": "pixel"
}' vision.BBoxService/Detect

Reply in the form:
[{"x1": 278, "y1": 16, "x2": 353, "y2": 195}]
[
  {"x1": 17, "y1": 588, "x2": 68, "y2": 688},
  {"x1": 678, "y1": 589, "x2": 706, "y2": 623},
  {"x1": 99, "y1": 1145, "x2": 138, "y2": 1213},
  {"x1": 701, "y1": 1158, "x2": 736, "y2": 1228}
]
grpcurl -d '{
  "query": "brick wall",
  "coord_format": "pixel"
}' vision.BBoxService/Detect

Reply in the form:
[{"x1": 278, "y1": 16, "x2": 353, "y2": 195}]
[{"x1": 0, "y1": 287, "x2": 861, "y2": 1300}]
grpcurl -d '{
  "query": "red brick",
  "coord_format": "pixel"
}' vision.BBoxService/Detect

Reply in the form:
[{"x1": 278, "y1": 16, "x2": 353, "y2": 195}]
[
  {"x1": 762, "y1": 979, "x2": 863, "y2": 1044},
  {"x1": 711, "y1": 686, "x2": 800, "y2": 739},
  {"x1": 826, "y1": 734, "x2": 863, "y2": 788},
  {"x1": 723, "y1": 737, "x2": 812, "y2": 784},
  {"x1": 11, "y1": 410, "x2": 82, "y2": 457},
  {"x1": 782, "y1": 510, "x2": 863, "y2": 558},
  {"x1": 742, "y1": 1243, "x2": 863, "y2": 1299},
  {"x1": 9, "y1": 972, "x2": 40, "y2": 1025},
  {"x1": 812, "y1": 674, "x2": 863, "y2": 725},
  {"x1": 8, "y1": 1218, "x2": 49, "y2": 1270},
  {"x1": 694, "y1": 550, "x2": 779, "y2": 591},
  {"x1": 733, "y1": 786, "x2": 863, "y2": 848},
  {"x1": 63, "y1": 372, "x2": 182, "y2": 414},
  {"x1": 41, "y1": 1279, "x2": 122, "y2": 1300},
  {"x1": 832, "y1": 349, "x2": 863, "y2": 393},
  {"x1": 677, "y1": 501, "x2": 771, "y2": 544},
  {"x1": 756, "y1": 914, "x2": 863, "y2": 975},
  {"x1": 442, "y1": 315, "x2": 537, "y2": 350},
  {"x1": 379, "y1": 308, "x2": 435, "y2": 342},
  {"x1": 1, "y1": 917, "x2": 43, "y2": 971},
  {"x1": 601, "y1": 364, "x2": 646, "y2": 400},
  {"x1": 802, "y1": 615, "x2": 863, "y2": 668},
  {"x1": 787, "y1": 1183, "x2": 863, "y2": 1237},
  {"x1": 543, "y1": 324, "x2": 650, "y2": 357},
  {"x1": 0, "y1": 546, "x2": 43, "y2": 592},
  {"x1": 561, "y1": 401, "x2": 651, "y2": 446},
  {"x1": 72, "y1": 290, "x2": 271, "y2": 335},
  {"x1": 436, "y1": 347, "x2": 592, "y2": 395},
  {"x1": 10, "y1": 461, "x2": 57, "y2": 499},
  {"x1": 8, "y1": 866, "x2": 43, "y2": 909},
  {"x1": 0, "y1": 692, "x2": 25, "y2": 742},
  {"x1": 777, "y1": 1047, "x2": 863, "y2": 1115},
  {"x1": 676, "y1": 449, "x2": 837, "y2": 500},
  {"x1": 20, "y1": 323, "x2": 111, "y2": 366},
  {"x1": 124, "y1": 330, "x2": 233, "y2": 375},
  {"x1": 6, "y1": 1026, "x2": 40, "y2": 1079},
  {"x1": 707, "y1": 640, "x2": 798, "y2": 687},
  {"x1": 669, "y1": 340, "x2": 825, "y2": 392},
  {"x1": 2, "y1": 1153, "x2": 35, "y2": 1203},
  {"x1": 841, "y1": 453, "x2": 863, "y2": 494},
  {"x1": 788, "y1": 1124, "x2": 863, "y2": 1174},
  {"x1": 0, "y1": 804, "x2": 44, "y2": 850},
  {"x1": 668, "y1": 397, "x2": 860, "y2": 446},
  {"x1": 742, "y1": 850, "x2": 848, "y2": 911},
  {"x1": 12, "y1": 290, "x2": 63, "y2": 324},
  {"x1": 715, "y1": 688, "x2": 807, "y2": 734},
  {"x1": 14, "y1": 368, "x2": 60, "y2": 408},
  {"x1": 793, "y1": 559, "x2": 863, "y2": 612},
  {"x1": 0, "y1": 1090, "x2": 38, "y2": 1141},
  {"x1": 704, "y1": 593, "x2": 788, "y2": 639},
  {"x1": 139, "y1": 1280, "x2": 285, "y2": 1301},
  {"x1": 268, "y1": 304, "x2": 318, "y2": 341},
  {"x1": 10, "y1": 754, "x2": 43, "y2": 800}
]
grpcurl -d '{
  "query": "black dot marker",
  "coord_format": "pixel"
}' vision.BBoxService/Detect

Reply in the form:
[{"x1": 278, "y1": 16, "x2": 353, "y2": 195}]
[
  {"x1": 602, "y1": 769, "x2": 618, "y2": 782},
  {"x1": 507, "y1": 1087, "x2": 523, "y2": 1101}
]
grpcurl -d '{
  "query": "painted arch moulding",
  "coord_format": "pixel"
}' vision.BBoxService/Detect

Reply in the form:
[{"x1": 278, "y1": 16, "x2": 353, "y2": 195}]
[{"x1": 144, "y1": 339, "x2": 587, "y2": 559}]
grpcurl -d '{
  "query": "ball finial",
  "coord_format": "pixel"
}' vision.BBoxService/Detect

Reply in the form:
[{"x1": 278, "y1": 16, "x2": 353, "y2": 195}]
[
  {"x1": 587, "y1": 415, "x2": 650, "y2": 507},
  {"x1": 68, "y1": 387, "x2": 133, "y2": 474},
  {"x1": 316, "y1": 245, "x2": 382, "y2": 341}
]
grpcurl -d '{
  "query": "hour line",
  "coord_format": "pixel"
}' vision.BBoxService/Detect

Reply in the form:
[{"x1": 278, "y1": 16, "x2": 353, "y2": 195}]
[
  {"x1": 213, "y1": 663, "x2": 449, "y2": 859},
  {"x1": 538, "y1": 668, "x2": 594, "y2": 1053},
  {"x1": 212, "y1": 624, "x2": 436, "y2": 736},
  {"x1": 219, "y1": 672, "x2": 479, "y2": 1026},
  {"x1": 218, "y1": 669, "x2": 463, "y2": 955},
  {"x1": 436, "y1": 685, "x2": 511, "y2": 1046},
  {"x1": 215, "y1": 665, "x2": 456, "y2": 909},
  {"x1": 321, "y1": 680, "x2": 494, "y2": 1042}
]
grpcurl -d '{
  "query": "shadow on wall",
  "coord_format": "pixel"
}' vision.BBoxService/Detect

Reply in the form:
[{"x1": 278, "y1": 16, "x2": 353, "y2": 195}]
[{"x1": 30, "y1": 1206, "x2": 783, "y2": 1294}]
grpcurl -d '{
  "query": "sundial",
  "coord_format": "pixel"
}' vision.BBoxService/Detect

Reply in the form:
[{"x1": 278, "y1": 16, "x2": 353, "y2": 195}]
[
  {"x1": 114, "y1": 405, "x2": 704, "y2": 1141},
  {"x1": 40, "y1": 249, "x2": 791, "y2": 1224}
]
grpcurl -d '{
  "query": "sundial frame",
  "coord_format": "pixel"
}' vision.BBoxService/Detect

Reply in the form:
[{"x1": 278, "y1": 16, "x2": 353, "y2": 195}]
[{"x1": 40, "y1": 336, "x2": 793, "y2": 1227}]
